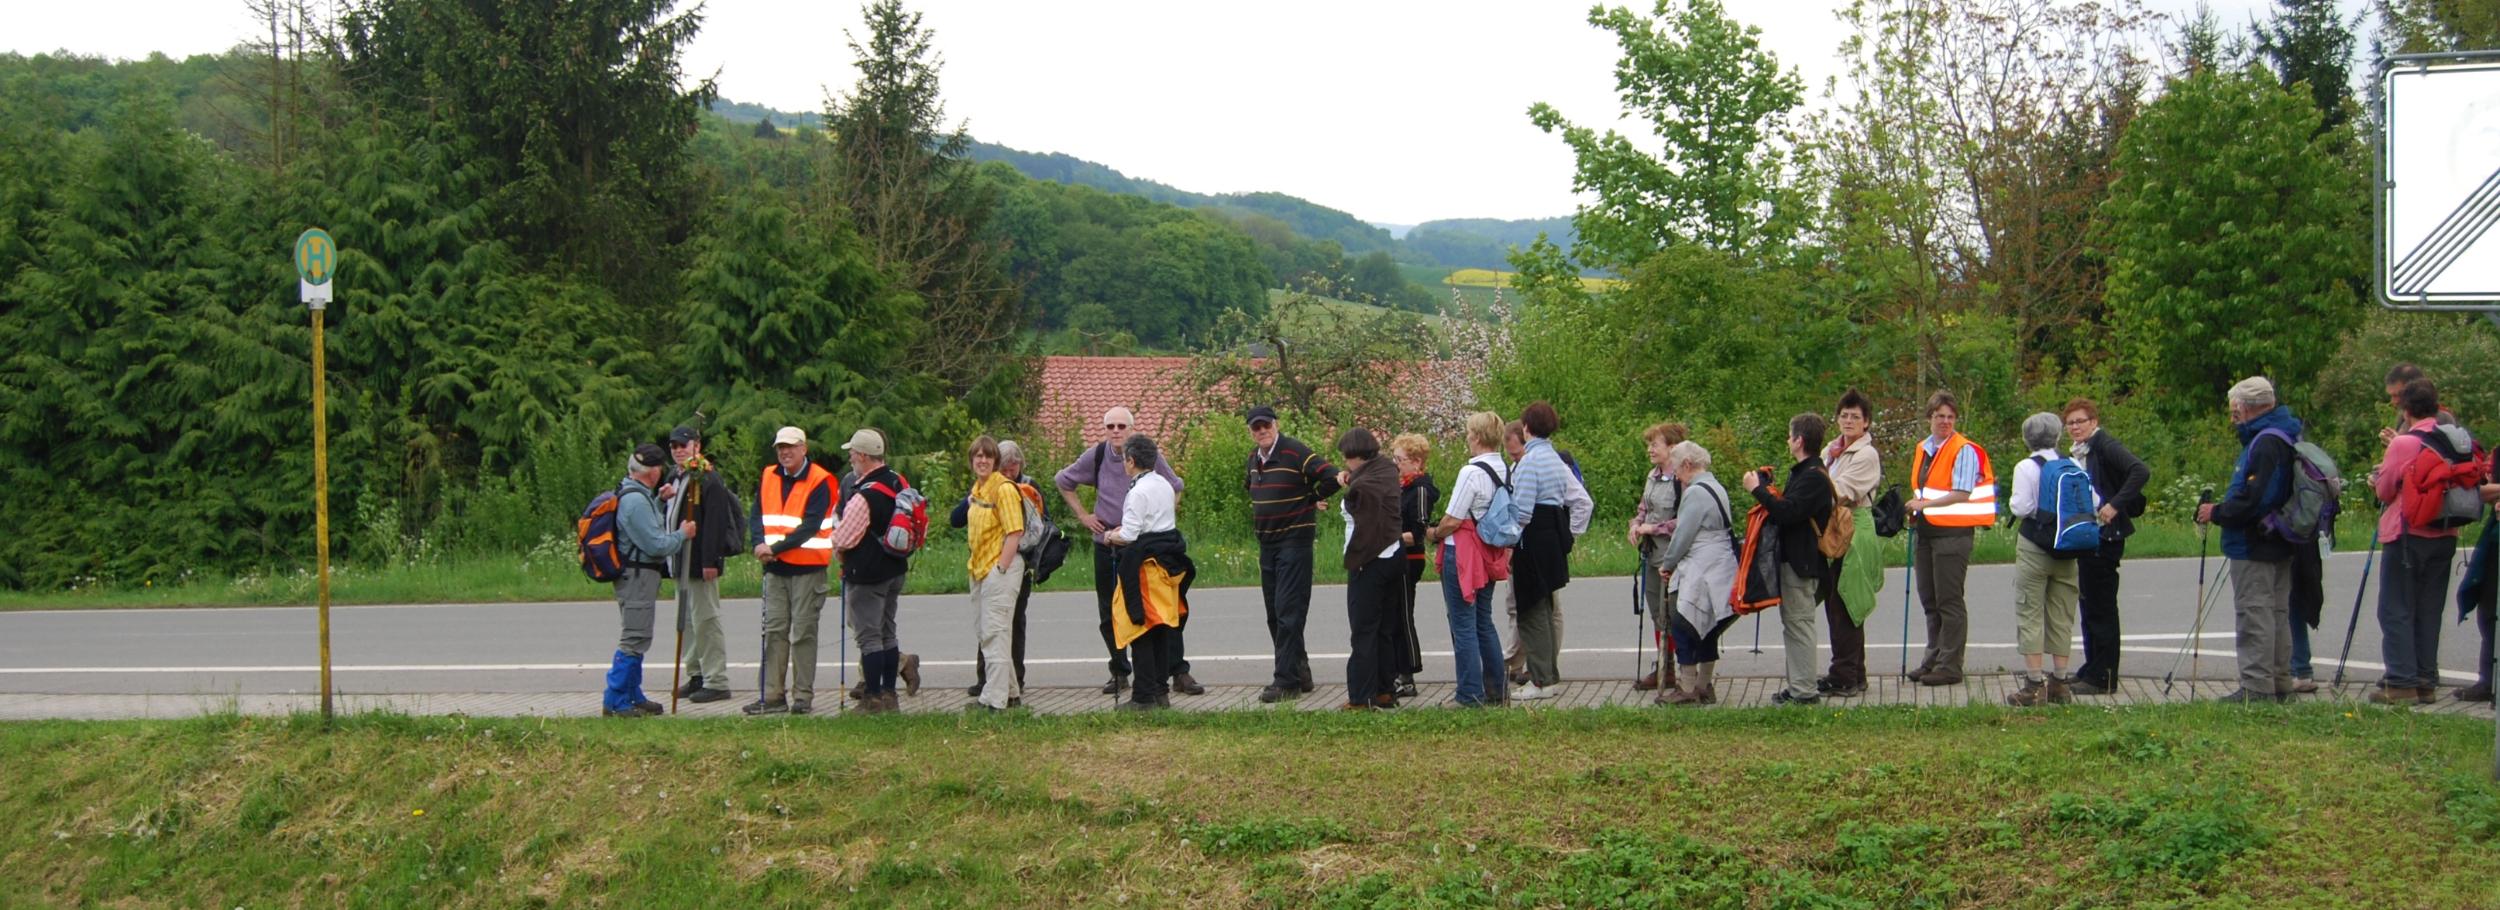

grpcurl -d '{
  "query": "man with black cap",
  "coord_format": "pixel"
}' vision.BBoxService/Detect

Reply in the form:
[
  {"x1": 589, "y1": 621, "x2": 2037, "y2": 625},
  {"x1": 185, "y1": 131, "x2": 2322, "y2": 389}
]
[
  {"x1": 664, "y1": 425, "x2": 744, "y2": 704},
  {"x1": 1245, "y1": 405, "x2": 1341, "y2": 703},
  {"x1": 605, "y1": 444, "x2": 696, "y2": 717}
]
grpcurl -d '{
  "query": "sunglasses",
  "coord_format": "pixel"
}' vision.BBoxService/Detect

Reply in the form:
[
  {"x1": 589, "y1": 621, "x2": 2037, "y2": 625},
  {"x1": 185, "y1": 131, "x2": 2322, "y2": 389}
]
[{"x1": 1105, "y1": 423, "x2": 1130, "y2": 430}]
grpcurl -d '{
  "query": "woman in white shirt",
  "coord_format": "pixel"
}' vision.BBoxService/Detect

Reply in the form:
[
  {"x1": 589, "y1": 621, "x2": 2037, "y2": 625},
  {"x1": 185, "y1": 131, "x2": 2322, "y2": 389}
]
[
  {"x1": 1425, "y1": 412, "x2": 1511, "y2": 707},
  {"x1": 1104, "y1": 434, "x2": 1185, "y2": 711}
]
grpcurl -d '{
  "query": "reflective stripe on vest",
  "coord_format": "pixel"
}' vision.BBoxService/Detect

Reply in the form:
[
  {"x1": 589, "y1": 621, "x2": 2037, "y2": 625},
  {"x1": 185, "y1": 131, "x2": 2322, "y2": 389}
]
[
  {"x1": 1912, "y1": 433, "x2": 1997, "y2": 527},
  {"x1": 760, "y1": 463, "x2": 836, "y2": 565}
]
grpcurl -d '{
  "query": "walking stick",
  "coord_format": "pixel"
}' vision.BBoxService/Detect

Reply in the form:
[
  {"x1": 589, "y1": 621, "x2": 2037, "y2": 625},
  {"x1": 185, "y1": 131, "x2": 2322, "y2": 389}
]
[
  {"x1": 838, "y1": 582, "x2": 849, "y2": 715},
  {"x1": 2165, "y1": 491, "x2": 2218, "y2": 696},
  {"x1": 1633, "y1": 550, "x2": 1647, "y2": 682},
  {"x1": 1749, "y1": 613, "x2": 1763, "y2": 655},
  {"x1": 2332, "y1": 510, "x2": 2382, "y2": 688},
  {"x1": 1901, "y1": 524, "x2": 1915, "y2": 680}
]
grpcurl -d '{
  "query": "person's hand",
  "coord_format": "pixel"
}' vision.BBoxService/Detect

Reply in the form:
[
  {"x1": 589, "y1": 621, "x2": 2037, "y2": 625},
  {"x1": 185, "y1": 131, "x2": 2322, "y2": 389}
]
[
  {"x1": 2195, "y1": 503, "x2": 2216, "y2": 524},
  {"x1": 1905, "y1": 498, "x2": 1927, "y2": 514},
  {"x1": 1080, "y1": 514, "x2": 1107, "y2": 535},
  {"x1": 1336, "y1": 470, "x2": 1351, "y2": 487},
  {"x1": 659, "y1": 483, "x2": 677, "y2": 500},
  {"x1": 753, "y1": 544, "x2": 773, "y2": 561},
  {"x1": 702, "y1": 567, "x2": 719, "y2": 582},
  {"x1": 1658, "y1": 567, "x2": 1672, "y2": 583},
  {"x1": 2096, "y1": 504, "x2": 2118, "y2": 523},
  {"x1": 2380, "y1": 426, "x2": 2398, "y2": 445},
  {"x1": 678, "y1": 520, "x2": 697, "y2": 537},
  {"x1": 1626, "y1": 524, "x2": 1643, "y2": 546},
  {"x1": 1741, "y1": 471, "x2": 1762, "y2": 492},
  {"x1": 2480, "y1": 483, "x2": 2500, "y2": 505},
  {"x1": 1401, "y1": 531, "x2": 1416, "y2": 545}
]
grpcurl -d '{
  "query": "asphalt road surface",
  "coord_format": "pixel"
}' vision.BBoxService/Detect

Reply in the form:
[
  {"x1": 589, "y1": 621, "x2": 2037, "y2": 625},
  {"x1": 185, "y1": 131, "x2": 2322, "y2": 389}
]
[{"x1": 1, "y1": 551, "x2": 2489, "y2": 697}]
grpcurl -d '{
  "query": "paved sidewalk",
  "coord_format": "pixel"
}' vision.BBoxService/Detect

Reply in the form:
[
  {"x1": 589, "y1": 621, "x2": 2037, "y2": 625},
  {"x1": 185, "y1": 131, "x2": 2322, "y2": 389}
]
[{"x1": 2, "y1": 675, "x2": 2491, "y2": 721}]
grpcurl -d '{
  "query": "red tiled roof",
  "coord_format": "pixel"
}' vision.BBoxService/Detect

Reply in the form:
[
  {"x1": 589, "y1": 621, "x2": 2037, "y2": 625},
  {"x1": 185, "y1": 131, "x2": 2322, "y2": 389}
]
[{"x1": 1033, "y1": 356, "x2": 1207, "y2": 448}]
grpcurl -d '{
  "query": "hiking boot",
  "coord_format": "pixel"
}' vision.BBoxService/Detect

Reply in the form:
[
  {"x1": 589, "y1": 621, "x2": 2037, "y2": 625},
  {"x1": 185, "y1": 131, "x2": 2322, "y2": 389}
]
[
  {"x1": 1818, "y1": 676, "x2": 1866, "y2": 698},
  {"x1": 2291, "y1": 676, "x2": 2319, "y2": 694},
  {"x1": 742, "y1": 698, "x2": 789, "y2": 716},
  {"x1": 1258, "y1": 685, "x2": 1290, "y2": 704},
  {"x1": 1101, "y1": 676, "x2": 1128, "y2": 695},
  {"x1": 1905, "y1": 663, "x2": 1933, "y2": 683},
  {"x1": 1173, "y1": 673, "x2": 1207, "y2": 696},
  {"x1": 1634, "y1": 669, "x2": 1661, "y2": 691},
  {"x1": 2067, "y1": 679, "x2": 2113, "y2": 696},
  {"x1": 2006, "y1": 678, "x2": 2048, "y2": 707},
  {"x1": 1374, "y1": 693, "x2": 1397, "y2": 709},
  {"x1": 1658, "y1": 682, "x2": 1708, "y2": 706},
  {"x1": 849, "y1": 680, "x2": 868, "y2": 701},
  {"x1": 675, "y1": 676, "x2": 705, "y2": 699},
  {"x1": 2457, "y1": 681, "x2": 2495, "y2": 703},
  {"x1": 788, "y1": 702, "x2": 813, "y2": 716},
  {"x1": 2046, "y1": 676, "x2": 2073, "y2": 705},
  {"x1": 601, "y1": 705, "x2": 648, "y2": 718},
  {"x1": 2218, "y1": 688, "x2": 2288, "y2": 704},
  {"x1": 1918, "y1": 670, "x2": 1963, "y2": 687},
  {"x1": 1338, "y1": 702, "x2": 1375, "y2": 711},
  {"x1": 2367, "y1": 685, "x2": 2420, "y2": 706},
  {"x1": 1772, "y1": 690, "x2": 1821, "y2": 706},
  {"x1": 2416, "y1": 685, "x2": 2441, "y2": 705},
  {"x1": 899, "y1": 654, "x2": 921, "y2": 696},
  {"x1": 688, "y1": 687, "x2": 732, "y2": 704},
  {"x1": 633, "y1": 700, "x2": 665, "y2": 716},
  {"x1": 856, "y1": 692, "x2": 897, "y2": 715},
  {"x1": 1115, "y1": 700, "x2": 1160, "y2": 713},
  {"x1": 967, "y1": 683, "x2": 983, "y2": 698}
]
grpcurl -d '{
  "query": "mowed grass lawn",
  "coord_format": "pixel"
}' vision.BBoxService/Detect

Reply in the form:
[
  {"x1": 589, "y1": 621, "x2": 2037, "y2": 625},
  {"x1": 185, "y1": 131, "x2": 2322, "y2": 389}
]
[{"x1": 5, "y1": 704, "x2": 2498, "y2": 908}]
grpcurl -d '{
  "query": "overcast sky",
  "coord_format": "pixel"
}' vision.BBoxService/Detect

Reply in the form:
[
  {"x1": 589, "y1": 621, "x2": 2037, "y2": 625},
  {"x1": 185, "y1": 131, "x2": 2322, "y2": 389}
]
[{"x1": 13, "y1": 0, "x2": 2342, "y2": 225}]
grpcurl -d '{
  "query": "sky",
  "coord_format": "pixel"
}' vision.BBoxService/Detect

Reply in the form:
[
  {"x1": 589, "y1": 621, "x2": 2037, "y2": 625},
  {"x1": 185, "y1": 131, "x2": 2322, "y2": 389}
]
[{"x1": 11, "y1": 0, "x2": 2339, "y2": 226}]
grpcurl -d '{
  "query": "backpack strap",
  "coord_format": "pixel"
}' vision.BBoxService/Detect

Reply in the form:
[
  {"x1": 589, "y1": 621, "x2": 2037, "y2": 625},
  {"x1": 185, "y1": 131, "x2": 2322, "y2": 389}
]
[
  {"x1": 1468, "y1": 460, "x2": 1506, "y2": 521},
  {"x1": 2409, "y1": 427, "x2": 2471, "y2": 462},
  {"x1": 1695, "y1": 482, "x2": 1736, "y2": 544}
]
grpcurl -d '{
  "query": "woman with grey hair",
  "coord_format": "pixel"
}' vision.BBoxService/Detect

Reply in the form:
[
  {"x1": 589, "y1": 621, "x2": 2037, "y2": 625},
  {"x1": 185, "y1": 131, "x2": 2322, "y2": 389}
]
[
  {"x1": 1655, "y1": 441, "x2": 1740, "y2": 705},
  {"x1": 2007, "y1": 411, "x2": 2096, "y2": 706},
  {"x1": 1105, "y1": 433, "x2": 1192, "y2": 711}
]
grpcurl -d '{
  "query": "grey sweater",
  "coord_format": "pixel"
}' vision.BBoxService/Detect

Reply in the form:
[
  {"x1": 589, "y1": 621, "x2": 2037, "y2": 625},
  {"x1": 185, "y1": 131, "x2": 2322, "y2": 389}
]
[{"x1": 1657, "y1": 473, "x2": 1735, "y2": 574}]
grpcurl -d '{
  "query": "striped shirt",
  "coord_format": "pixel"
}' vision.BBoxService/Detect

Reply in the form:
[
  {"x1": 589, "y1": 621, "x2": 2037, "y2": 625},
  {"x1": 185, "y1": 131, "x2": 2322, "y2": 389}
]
[
  {"x1": 1509, "y1": 438, "x2": 1581, "y2": 534},
  {"x1": 1919, "y1": 435, "x2": 1981, "y2": 492},
  {"x1": 1246, "y1": 435, "x2": 1340, "y2": 542}
]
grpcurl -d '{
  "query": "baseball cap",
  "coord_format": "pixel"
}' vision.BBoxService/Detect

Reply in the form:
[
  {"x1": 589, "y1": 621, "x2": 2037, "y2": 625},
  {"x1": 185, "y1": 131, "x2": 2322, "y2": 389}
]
[
  {"x1": 841, "y1": 428, "x2": 886, "y2": 456},
  {"x1": 773, "y1": 426, "x2": 807, "y2": 447},
  {"x1": 632, "y1": 443, "x2": 670, "y2": 469},
  {"x1": 1245, "y1": 405, "x2": 1278, "y2": 427},
  {"x1": 667, "y1": 425, "x2": 701, "y2": 446}
]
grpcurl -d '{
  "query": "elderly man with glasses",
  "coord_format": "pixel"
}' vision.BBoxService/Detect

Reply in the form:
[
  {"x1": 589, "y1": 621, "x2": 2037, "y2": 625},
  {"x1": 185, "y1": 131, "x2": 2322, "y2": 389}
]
[{"x1": 1057, "y1": 407, "x2": 1197, "y2": 696}]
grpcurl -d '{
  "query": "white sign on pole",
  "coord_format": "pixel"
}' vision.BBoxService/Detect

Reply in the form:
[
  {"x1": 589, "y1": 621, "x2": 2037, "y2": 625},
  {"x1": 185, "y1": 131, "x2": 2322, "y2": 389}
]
[
  {"x1": 2382, "y1": 61, "x2": 2500, "y2": 306},
  {"x1": 301, "y1": 279, "x2": 332, "y2": 309}
]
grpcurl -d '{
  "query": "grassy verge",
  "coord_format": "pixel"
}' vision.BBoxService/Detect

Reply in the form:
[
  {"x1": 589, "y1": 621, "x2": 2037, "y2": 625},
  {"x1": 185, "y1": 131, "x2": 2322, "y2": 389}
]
[
  {"x1": 0, "y1": 517, "x2": 2391, "y2": 612},
  {"x1": 4, "y1": 704, "x2": 2495, "y2": 908}
]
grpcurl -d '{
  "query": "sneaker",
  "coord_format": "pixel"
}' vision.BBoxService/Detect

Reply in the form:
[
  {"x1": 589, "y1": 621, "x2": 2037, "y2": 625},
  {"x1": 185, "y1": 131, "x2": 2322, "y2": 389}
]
[
  {"x1": 1396, "y1": 676, "x2": 1420, "y2": 699},
  {"x1": 2457, "y1": 681, "x2": 2495, "y2": 703},
  {"x1": 788, "y1": 703, "x2": 813, "y2": 716},
  {"x1": 742, "y1": 698, "x2": 789, "y2": 716},
  {"x1": 688, "y1": 687, "x2": 732, "y2": 704},
  {"x1": 1821, "y1": 679, "x2": 1866, "y2": 698},
  {"x1": 899, "y1": 654, "x2": 921, "y2": 696},
  {"x1": 967, "y1": 683, "x2": 983, "y2": 698},
  {"x1": 1257, "y1": 685, "x2": 1289, "y2": 704},
  {"x1": 1511, "y1": 682, "x2": 1552, "y2": 701},
  {"x1": 674, "y1": 676, "x2": 705, "y2": 699},
  {"x1": 1173, "y1": 673, "x2": 1207, "y2": 696},
  {"x1": 1101, "y1": 676, "x2": 1127, "y2": 695},
  {"x1": 2291, "y1": 676, "x2": 2319, "y2": 694},
  {"x1": 1772, "y1": 690, "x2": 1821, "y2": 706}
]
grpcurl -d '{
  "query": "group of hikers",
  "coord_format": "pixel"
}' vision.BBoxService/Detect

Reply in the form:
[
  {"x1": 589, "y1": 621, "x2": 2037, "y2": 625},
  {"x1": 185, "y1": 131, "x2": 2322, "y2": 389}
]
[{"x1": 584, "y1": 363, "x2": 2500, "y2": 716}]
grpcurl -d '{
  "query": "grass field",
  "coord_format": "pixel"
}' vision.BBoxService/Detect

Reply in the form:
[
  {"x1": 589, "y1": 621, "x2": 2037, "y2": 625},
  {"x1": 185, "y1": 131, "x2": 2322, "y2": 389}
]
[
  {"x1": 4, "y1": 704, "x2": 2495, "y2": 908},
  {"x1": 1444, "y1": 267, "x2": 1622, "y2": 293},
  {"x1": 0, "y1": 519, "x2": 2385, "y2": 612}
]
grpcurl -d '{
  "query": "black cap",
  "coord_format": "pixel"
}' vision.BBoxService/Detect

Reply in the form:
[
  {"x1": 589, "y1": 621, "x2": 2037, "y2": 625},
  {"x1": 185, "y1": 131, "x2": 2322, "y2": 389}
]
[
  {"x1": 1245, "y1": 405, "x2": 1278, "y2": 427},
  {"x1": 667, "y1": 425, "x2": 701, "y2": 446},
  {"x1": 633, "y1": 443, "x2": 671, "y2": 469}
]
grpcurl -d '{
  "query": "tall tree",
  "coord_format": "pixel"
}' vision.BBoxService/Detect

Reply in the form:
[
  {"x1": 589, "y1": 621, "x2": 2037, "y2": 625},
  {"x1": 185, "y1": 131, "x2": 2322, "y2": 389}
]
[
  {"x1": 1527, "y1": 0, "x2": 1806, "y2": 266},
  {"x1": 333, "y1": 0, "x2": 716, "y2": 310},
  {"x1": 823, "y1": 0, "x2": 1023, "y2": 414},
  {"x1": 2098, "y1": 65, "x2": 2365, "y2": 419},
  {"x1": 2378, "y1": 0, "x2": 2500, "y2": 53},
  {"x1": 2256, "y1": 0, "x2": 2360, "y2": 133}
]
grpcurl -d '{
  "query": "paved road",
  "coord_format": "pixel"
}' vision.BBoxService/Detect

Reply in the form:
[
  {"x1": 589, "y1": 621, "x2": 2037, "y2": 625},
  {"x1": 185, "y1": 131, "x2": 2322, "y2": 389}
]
[{"x1": 0, "y1": 551, "x2": 2489, "y2": 698}]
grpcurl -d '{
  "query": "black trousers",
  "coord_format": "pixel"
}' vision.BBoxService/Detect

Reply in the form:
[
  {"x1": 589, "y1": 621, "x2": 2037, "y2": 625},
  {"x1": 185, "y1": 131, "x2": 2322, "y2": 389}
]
[
  {"x1": 1260, "y1": 538, "x2": 1316, "y2": 689},
  {"x1": 1095, "y1": 541, "x2": 1191, "y2": 680},
  {"x1": 974, "y1": 572, "x2": 1031, "y2": 692},
  {"x1": 2074, "y1": 539, "x2": 2127, "y2": 689},
  {"x1": 1128, "y1": 626, "x2": 1176, "y2": 704},
  {"x1": 1346, "y1": 555, "x2": 1402, "y2": 704},
  {"x1": 2477, "y1": 599, "x2": 2495, "y2": 689},
  {"x1": 1820, "y1": 556, "x2": 1865, "y2": 688}
]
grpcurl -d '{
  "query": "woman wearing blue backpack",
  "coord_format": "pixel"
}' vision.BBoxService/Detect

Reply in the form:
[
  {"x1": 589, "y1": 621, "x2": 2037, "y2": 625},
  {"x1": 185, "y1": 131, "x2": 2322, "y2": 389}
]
[
  {"x1": 1425, "y1": 412, "x2": 1513, "y2": 707},
  {"x1": 2008, "y1": 413, "x2": 2099, "y2": 706}
]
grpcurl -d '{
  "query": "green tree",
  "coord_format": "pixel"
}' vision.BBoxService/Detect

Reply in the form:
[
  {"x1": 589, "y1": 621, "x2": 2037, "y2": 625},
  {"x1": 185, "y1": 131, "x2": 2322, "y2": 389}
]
[
  {"x1": 2256, "y1": 0, "x2": 2359, "y2": 133},
  {"x1": 333, "y1": 0, "x2": 717, "y2": 310},
  {"x1": 1528, "y1": 0, "x2": 1805, "y2": 265},
  {"x1": 2098, "y1": 65, "x2": 2365, "y2": 419},
  {"x1": 2379, "y1": 0, "x2": 2500, "y2": 54}
]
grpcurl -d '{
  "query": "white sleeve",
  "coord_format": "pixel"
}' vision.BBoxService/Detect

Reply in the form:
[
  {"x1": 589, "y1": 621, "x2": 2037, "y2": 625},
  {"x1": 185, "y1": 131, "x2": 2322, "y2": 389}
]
[
  {"x1": 1564, "y1": 469, "x2": 1594, "y2": 537},
  {"x1": 2010, "y1": 457, "x2": 2039, "y2": 516}
]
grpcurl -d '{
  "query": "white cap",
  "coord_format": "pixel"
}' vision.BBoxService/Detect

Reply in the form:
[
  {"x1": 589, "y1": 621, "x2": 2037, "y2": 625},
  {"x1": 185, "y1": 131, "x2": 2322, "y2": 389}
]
[
  {"x1": 841, "y1": 428, "x2": 886, "y2": 456},
  {"x1": 773, "y1": 426, "x2": 807, "y2": 447}
]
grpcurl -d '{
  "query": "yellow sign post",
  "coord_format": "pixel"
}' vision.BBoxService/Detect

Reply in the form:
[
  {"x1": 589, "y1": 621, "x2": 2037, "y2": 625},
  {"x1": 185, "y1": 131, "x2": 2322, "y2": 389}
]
[{"x1": 296, "y1": 228, "x2": 335, "y2": 721}]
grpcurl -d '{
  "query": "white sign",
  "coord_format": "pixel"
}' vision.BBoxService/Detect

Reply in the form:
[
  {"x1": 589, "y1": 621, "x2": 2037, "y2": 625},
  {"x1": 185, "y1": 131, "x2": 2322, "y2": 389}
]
[
  {"x1": 301, "y1": 278, "x2": 331, "y2": 310},
  {"x1": 2383, "y1": 61, "x2": 2500, "y2": 305}
]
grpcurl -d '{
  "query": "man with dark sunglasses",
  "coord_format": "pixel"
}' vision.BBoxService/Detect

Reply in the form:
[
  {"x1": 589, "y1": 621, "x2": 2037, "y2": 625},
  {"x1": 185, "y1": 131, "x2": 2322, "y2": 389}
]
[{"x1": 1057, "y1": 407, "x2": 1196, "y2": 696}]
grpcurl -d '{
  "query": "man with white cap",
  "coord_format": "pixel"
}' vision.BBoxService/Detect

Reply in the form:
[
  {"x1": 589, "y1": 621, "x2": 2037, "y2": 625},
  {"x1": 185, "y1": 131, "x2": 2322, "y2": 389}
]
[
  {"x1": 831, "y1": 427, "x2": 916, "y2": 714},
  {"x1": 1056, "y1": 406, "x2": 1197, "y2": 696},
  {"x1": 2198, "y1": 376, "x2": 2305, "y2": 703},
  {"x1": 746, "y1": 426, "x2": 835, "y2": 715}
]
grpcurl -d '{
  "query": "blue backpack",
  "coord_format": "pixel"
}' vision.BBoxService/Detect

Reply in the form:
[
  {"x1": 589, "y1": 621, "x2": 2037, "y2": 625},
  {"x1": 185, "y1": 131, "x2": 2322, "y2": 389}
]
[
  {"x1": 1471, "y1": 462, "x2": 1524, "y2": 548},
  {"x1": 2021, "y1": 454, "x2": 2100, "y2": 557}
]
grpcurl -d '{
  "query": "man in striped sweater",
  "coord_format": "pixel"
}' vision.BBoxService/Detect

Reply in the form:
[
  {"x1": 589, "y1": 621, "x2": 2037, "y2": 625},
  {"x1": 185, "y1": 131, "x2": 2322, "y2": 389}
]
[{"x1": 1245, "y1": 406, "x2": 1343, "y2": 703}]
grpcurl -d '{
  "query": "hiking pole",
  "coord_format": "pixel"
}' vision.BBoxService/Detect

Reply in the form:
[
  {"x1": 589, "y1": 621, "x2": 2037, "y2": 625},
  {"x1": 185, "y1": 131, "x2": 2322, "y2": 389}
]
[
  {"x1": 671, "y1": 543, "x2": 688, "y2": 715},
  {"x1": 1749, "y1": 614, "x2": 1763, "y2": 655},
  {"x1": 2162, "y1": 561, "x2": 2233, "y2": 695},
  {"x1": 837, "y1": 582, "x2": 849, "y2": 716},
  {"x1": 1901, "y1": 524, "x2": 1915, "y2": 680},
  {"x1": 2165, "y1": 490, "x2": 2217, "y2": 696},
  {"x1": 1632, "y1": 553, "x2": 1647, "y2": 683},
  {"x1": 2332, "y1": 508, "x2": 2383, "y2": 688}
]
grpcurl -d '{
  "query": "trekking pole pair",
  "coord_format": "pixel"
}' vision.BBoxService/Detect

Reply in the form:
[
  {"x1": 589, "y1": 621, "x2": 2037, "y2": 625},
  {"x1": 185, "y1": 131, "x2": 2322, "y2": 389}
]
[{"x1": 2331, "y1": 504, "x2": 2384, "y2": 688}]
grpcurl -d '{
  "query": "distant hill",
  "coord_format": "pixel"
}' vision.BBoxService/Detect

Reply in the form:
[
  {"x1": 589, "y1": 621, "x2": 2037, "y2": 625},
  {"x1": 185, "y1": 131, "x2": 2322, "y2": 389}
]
[{"x1": 706, "y1": 97, "x2": 1570, "y2": 269}]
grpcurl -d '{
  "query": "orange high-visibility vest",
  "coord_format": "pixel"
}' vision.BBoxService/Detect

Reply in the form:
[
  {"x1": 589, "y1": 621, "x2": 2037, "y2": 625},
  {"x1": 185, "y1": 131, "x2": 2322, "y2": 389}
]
[
  {"x1": 758, "y1": 463, "x2": 836, "y2": 567},
  {"x1": 1911, "y1": 433, "x2": 1997, "y2": 528}
]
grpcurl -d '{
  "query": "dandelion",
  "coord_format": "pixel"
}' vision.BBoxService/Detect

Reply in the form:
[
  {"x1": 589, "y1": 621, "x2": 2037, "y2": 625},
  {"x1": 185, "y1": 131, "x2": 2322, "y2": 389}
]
[{"x1": 411, "y1": 809, "x2": 425, "y2": 817}]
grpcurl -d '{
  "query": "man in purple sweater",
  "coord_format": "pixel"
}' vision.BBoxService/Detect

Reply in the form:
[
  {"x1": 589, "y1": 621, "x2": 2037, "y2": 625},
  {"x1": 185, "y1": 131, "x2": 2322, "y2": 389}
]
[{"x1": 1057, "y1": 407, "x2": 1200, "y2": 696}]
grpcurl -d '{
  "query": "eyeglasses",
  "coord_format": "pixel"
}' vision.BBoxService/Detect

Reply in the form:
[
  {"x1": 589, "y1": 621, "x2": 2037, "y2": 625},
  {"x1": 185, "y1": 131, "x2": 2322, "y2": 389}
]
[
  {"x1": 2064, "y1": 418, "x2": 2090, "y2": 427},
  {"x1": 1250, "y1": 420, "x2": 1275, "y2": 430},
  {"x1": 1104, "y1": 423, "x2": 1130, "y2": 430}
]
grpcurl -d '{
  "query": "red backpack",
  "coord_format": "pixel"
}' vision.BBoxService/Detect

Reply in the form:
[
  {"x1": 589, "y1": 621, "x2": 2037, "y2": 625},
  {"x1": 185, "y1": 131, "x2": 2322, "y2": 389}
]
[
  {"x1": 861, "y1": 471, "x2": 930, "y2": 558},
  {"x1": 2399, "y1": 427, "x2": 2489, "y2": 532}
]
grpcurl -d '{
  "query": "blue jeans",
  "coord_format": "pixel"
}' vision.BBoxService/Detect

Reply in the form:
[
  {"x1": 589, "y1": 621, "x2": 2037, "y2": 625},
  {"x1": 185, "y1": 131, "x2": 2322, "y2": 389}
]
[
  {"x1": 2290, "y1": 612, "x2": 2312, "y2": 679},
  {"x1": 1440, "y1": 542, "x2": 1503, "y2": 704}
]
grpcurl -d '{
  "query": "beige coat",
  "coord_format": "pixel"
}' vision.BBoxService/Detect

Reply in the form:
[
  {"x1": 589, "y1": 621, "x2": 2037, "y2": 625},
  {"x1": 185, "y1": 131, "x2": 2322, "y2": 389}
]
[{"x1": 1825, "y1": 434, "x2": 1882, "y2": 508}]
